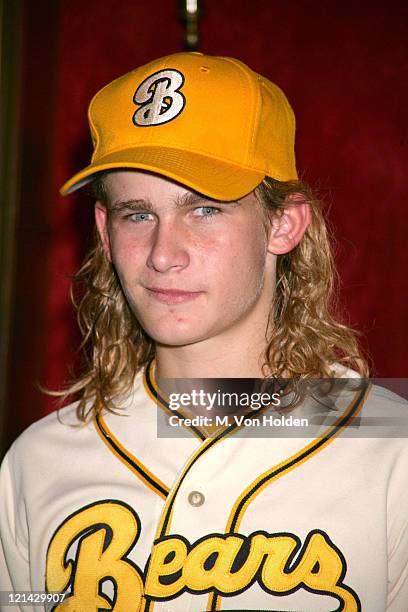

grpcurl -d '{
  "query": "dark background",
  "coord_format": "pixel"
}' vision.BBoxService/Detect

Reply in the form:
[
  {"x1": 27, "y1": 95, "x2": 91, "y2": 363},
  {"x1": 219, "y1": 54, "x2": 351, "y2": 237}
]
[{"x1": 2, "y1": 0, "x2": 407, "y2": 453}]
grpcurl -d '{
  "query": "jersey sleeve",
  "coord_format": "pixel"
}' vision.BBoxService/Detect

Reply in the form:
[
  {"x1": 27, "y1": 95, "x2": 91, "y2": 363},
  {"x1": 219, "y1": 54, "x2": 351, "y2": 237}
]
[
  {"x1": 386, "y1": 440, "x2": 408, "y2": 610},
  {"x1": 0, "y1": 451, "x2": 30, "y2": 596}
]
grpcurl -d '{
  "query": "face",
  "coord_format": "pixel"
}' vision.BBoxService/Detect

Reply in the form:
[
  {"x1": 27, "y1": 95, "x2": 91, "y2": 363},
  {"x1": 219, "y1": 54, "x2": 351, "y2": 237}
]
[{"x1": 95, "y1": 170, "x2": 277, "y2": 349}]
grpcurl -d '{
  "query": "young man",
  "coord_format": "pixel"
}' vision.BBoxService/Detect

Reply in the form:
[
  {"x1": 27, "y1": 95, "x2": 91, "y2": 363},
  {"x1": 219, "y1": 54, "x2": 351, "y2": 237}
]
[{"x1": 1, "y1": 52, "x2": 407, "y2": 611}]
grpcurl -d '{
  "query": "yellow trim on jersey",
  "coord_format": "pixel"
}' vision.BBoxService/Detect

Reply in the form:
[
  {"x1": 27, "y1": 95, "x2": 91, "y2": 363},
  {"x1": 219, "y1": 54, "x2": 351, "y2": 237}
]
[
  {"x1": 206, "y1": 382, "x2": 371, "y2": 611},
  {"x1": 155, "y1": 433, "x2": 226, "y2": 537},
  {"x1": 141, "y1": 426, "x2": 237, "y2": 611},
  {"x1": 208, "y1": 593, "x2": 221, "y2": 611},
  {"x1": 143, "y1": 359, "x2": 206, "y2": 440},
  {"x1": 143, "y1": 359, "x2": 283, "y2": 439},
  {"x1": 93, "y1": 412, "x2": 170, "y2": 500},
  {"x1": 142, "y1": 378, "x2": 370, "y2": 612},
  {"x1": 228, "y1": 383, "x2": 370, "y2": 533}
]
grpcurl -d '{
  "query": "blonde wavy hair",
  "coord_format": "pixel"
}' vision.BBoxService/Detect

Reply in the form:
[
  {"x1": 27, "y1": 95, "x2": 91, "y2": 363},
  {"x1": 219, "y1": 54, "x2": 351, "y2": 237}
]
[{"x1": 54, "y1": 173, "x2": 369, "y2": 421}]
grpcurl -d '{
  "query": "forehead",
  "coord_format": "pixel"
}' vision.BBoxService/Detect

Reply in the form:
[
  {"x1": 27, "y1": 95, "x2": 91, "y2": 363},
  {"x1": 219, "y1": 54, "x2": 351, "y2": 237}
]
[
  {"x1": 102, "y1": 170, "x2": 199, "y2": 203},
  {"x1": 99, "y1": 170, "x2": 260, "y2": 210}
]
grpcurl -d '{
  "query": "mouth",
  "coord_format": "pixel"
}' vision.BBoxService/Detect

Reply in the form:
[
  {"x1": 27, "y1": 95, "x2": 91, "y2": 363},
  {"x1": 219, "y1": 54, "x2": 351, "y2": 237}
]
[{"x1": 145, "y1": 287, "x2": 204, "y2": 305}]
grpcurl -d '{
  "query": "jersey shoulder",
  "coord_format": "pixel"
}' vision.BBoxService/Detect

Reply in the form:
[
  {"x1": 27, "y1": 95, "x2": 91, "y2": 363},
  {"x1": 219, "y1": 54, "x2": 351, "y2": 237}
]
[
  {"x1": 3, "y1": 370, "x2": 147, "y2": 483},
  {"x1": 2, "y1": 401, "x2": 89, "y2": 483},
  {"x1": 365, "y1": 382, "x2": 408, "y2": 415},
  {"x1": 351, "y1": 382, "x2": 408, "y2": 452}
]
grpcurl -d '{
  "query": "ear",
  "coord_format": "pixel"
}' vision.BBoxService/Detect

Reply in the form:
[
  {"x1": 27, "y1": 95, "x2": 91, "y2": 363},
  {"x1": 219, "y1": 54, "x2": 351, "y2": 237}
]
[
  {"x1": 267, "y1": 194, "x2": 311, "y2": 255},
  {"x1": 94, "y1": 201, "x2": 112, "y2": 262}
]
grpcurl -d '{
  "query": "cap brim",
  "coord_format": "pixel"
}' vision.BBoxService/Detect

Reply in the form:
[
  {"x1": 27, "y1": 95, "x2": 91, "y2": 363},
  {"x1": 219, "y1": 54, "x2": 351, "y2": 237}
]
[{"x1": 60, "y1": 146, "x2": 265, "y2": 202}]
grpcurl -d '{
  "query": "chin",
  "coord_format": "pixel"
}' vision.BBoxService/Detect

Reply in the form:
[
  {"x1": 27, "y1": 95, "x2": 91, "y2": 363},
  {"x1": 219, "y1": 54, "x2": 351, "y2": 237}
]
[
  {"x1": 137, "y1": 318, "x2": 208, "y2": 348},
  {"x1": 151, "y1": 328, "x2": 207, "y2": 347}
]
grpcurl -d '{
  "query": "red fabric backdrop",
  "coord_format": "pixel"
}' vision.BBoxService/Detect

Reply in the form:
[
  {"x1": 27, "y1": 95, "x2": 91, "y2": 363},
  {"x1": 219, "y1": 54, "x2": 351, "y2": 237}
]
[{"x1": 6, "y1": 0, "x2": 408, "y2": 445}]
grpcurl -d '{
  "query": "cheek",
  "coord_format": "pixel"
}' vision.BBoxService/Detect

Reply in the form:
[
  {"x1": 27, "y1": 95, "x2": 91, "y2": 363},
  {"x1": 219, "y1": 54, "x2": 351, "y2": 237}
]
[
  {"x1": 109, "y1": 246, "x2": 146, "y2": 302},
  {"x1": 110, "y1": 231, "x2": 146, "y2": 271},
  {"x1": 200, "y1": 224, "x2": 268, "y2": 291}
]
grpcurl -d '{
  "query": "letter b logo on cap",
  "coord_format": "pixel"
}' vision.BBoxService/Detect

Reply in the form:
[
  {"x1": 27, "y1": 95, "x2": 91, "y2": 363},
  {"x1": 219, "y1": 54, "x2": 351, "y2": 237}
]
[{"x1": 133, "y1": 69, "x2": 186, "y2": 127}]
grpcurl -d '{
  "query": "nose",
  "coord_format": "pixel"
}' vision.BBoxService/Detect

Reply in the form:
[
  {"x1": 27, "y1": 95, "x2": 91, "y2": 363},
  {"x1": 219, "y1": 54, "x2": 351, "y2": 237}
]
[{"x1": 147, "y1": 219, "x2": 190, "y2": 273}]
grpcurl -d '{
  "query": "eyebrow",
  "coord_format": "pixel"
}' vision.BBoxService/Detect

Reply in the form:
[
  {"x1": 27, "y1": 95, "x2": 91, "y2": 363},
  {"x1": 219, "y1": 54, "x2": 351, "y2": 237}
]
[
  {"x1": 108, "y1": 199, "x2": 154, "y2": 213},
  {"x1": 108, "y1": 191, "x2": 240, "y2": 213}
]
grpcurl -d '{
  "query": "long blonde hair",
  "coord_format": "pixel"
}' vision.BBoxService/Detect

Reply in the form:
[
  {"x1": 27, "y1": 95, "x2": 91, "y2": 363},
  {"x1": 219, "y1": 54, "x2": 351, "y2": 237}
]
[{"x1": 52, "y1": 174, "x2": 369, "y2": 420}]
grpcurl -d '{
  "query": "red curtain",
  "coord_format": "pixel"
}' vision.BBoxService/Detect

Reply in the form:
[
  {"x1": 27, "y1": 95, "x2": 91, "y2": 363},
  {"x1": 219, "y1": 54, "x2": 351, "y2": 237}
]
[{"x1": 7, "y1": 0, "x2": 408, "y2": 444}]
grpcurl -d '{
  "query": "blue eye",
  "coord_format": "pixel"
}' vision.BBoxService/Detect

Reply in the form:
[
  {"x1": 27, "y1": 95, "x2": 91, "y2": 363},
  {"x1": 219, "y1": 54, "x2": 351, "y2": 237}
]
[
  {"x1": 195, "y1": 206, "x2": 221, "y2": 218},
  {"x1": 127, "y1": 212, "x2": 153, "y2": 222}
]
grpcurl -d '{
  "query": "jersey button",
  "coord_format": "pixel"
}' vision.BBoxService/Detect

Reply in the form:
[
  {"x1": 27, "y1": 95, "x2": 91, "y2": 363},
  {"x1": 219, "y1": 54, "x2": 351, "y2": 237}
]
[{"x1": 188, "y1": 490, "x2": 205, "y2": 506}]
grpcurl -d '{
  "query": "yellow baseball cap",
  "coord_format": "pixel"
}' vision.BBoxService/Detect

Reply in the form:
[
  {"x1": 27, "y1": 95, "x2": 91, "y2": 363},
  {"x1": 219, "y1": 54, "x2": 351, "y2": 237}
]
[{"x1": 60, "y1": 52, "x2": 297, "y2": 201}]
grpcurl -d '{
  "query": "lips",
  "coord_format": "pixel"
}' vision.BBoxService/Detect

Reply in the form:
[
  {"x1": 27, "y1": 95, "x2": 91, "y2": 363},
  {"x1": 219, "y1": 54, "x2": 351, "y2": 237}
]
[{"x1": 145, "y1": 287, "x2": 203, "y2": 304}]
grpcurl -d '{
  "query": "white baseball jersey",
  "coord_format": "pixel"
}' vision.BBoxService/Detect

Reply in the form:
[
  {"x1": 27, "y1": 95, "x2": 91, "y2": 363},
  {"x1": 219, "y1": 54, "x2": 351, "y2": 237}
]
[{"x1": 1, "y1": 362, "x2": 408, "y2": 611}]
